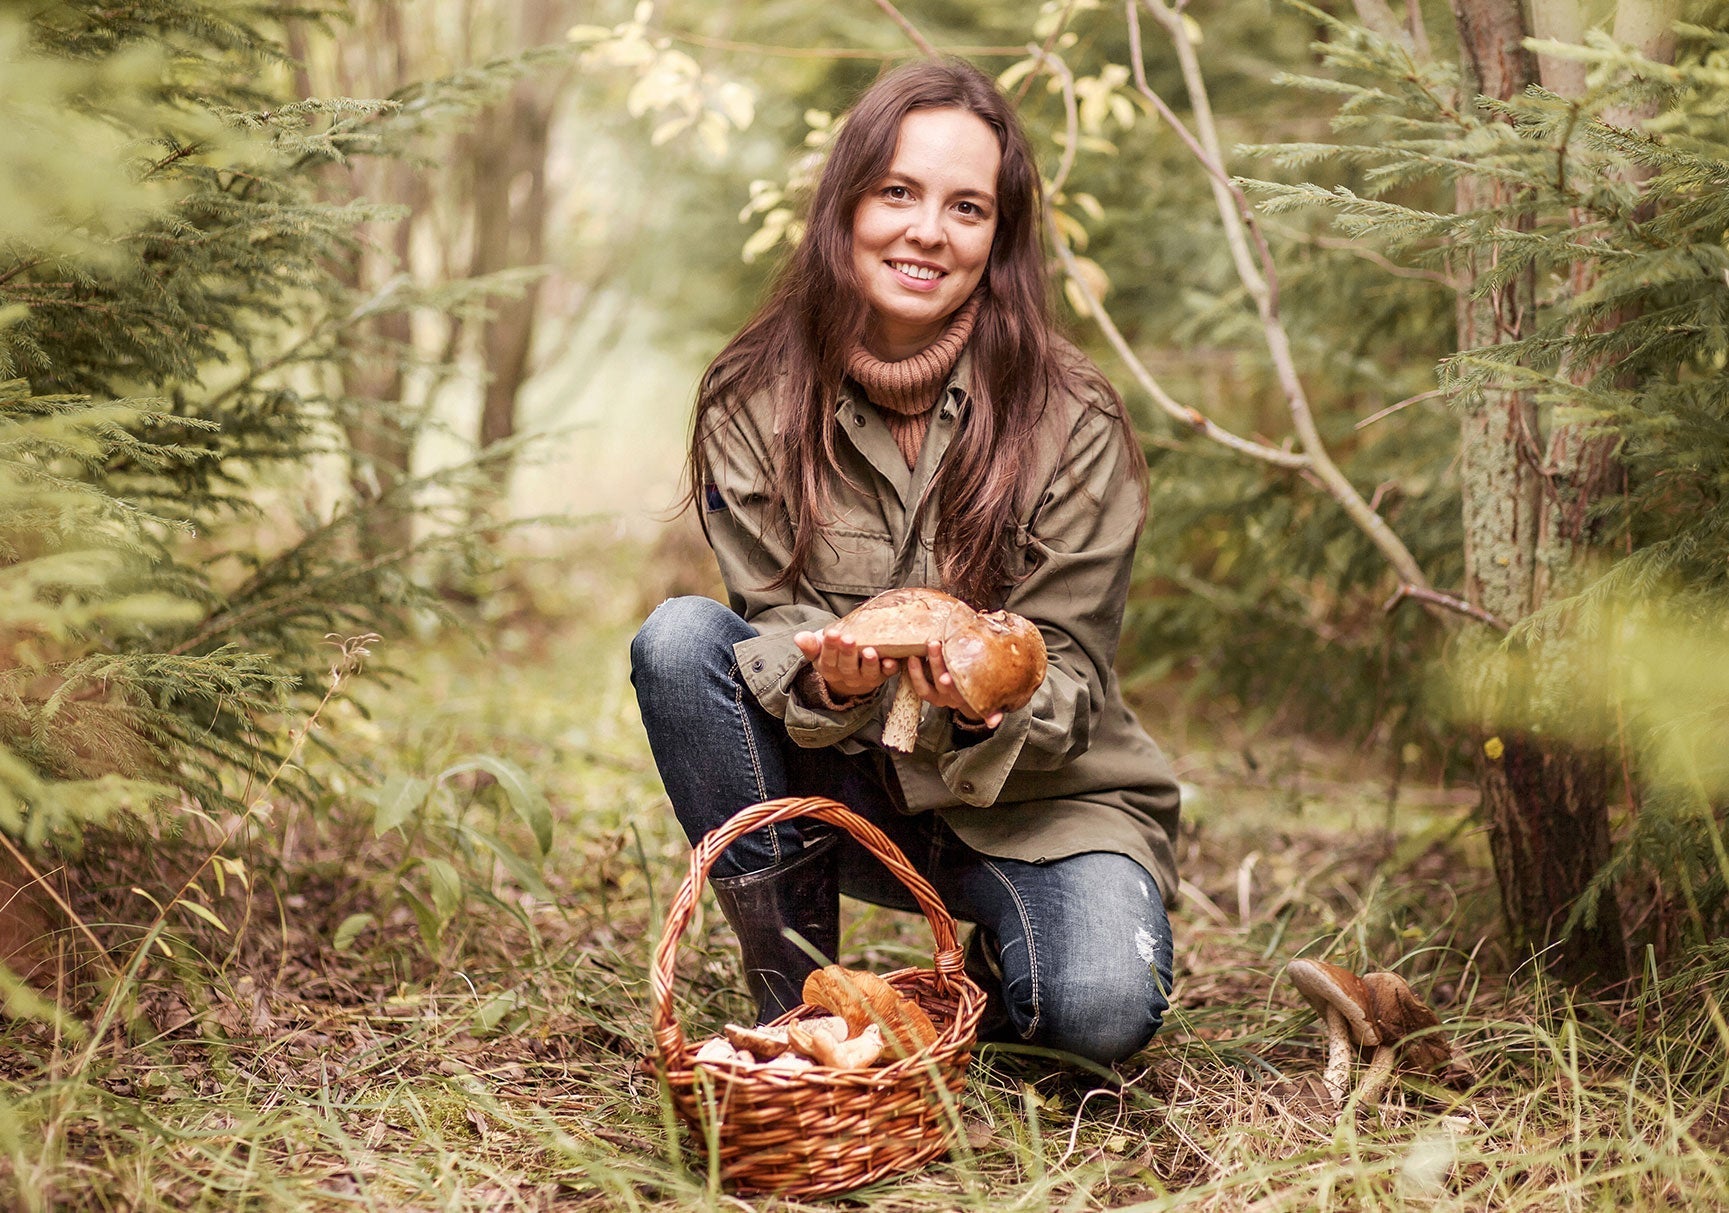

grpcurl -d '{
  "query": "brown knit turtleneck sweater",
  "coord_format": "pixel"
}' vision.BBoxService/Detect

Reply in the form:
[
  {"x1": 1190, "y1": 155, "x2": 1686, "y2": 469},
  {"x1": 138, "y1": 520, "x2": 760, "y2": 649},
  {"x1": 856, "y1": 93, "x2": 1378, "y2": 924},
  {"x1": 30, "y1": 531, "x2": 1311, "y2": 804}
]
[{"x1": 846, "y1": 294, "x2": 980, "y2": 467}]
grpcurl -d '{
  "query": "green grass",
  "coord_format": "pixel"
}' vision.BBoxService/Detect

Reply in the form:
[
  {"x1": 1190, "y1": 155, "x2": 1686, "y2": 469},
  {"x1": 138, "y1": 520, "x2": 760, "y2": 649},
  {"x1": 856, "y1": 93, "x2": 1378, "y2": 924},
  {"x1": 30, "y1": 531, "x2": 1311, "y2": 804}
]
[{"x1": 3, "y1": 537, "x2": 1727, "y2": 1210}]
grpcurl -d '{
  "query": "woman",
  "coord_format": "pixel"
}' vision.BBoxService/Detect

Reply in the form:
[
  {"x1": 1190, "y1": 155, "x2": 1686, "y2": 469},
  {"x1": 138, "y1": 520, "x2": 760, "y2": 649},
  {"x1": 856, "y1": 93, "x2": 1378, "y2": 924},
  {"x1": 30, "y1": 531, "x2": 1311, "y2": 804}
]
[{"x1": 631, "y1": 59, "x2": 1180, "y2": 1066}]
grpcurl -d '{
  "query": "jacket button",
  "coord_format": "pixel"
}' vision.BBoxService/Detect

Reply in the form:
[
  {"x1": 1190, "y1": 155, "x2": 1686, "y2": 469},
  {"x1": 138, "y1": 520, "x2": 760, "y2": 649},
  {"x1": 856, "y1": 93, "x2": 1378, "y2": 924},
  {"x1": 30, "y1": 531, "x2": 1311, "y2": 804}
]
[
  {"x1": 852, "y1": 413, "x2": 865, "y2": 426},
  {"x1": 752, "y1": 659, "x2": 764, "y2": 672},
  {"x1": 958, "y1": 780, "x2": 975, "y2": 794}
]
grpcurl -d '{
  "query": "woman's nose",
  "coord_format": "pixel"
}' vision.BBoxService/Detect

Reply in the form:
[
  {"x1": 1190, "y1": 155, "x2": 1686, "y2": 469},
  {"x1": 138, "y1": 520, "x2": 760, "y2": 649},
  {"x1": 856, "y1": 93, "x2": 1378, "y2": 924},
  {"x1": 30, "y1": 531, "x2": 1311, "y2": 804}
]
[{"x1": 905, "y1": 204, "x2": 946, "y2": 247}]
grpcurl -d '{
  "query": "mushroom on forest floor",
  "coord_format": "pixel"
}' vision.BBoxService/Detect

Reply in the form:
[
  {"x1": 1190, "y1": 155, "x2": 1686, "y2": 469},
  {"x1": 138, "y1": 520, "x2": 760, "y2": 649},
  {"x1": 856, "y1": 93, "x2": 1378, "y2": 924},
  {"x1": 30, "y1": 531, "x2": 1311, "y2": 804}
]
[
  {"x1": 832, "y1": 588, "x2": 1046, "y2": 752},
  {"x1": 1286, "y1": 959, "x2": 1469, "y2": 1117}
]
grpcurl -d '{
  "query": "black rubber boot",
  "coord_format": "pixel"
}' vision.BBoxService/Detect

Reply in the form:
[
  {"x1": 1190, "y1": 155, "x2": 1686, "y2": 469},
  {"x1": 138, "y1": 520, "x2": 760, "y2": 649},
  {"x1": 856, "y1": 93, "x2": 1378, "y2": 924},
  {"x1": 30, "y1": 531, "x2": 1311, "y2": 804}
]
[{"x1": 709, "y1": 831, "x2": 841, "y2": 1024}]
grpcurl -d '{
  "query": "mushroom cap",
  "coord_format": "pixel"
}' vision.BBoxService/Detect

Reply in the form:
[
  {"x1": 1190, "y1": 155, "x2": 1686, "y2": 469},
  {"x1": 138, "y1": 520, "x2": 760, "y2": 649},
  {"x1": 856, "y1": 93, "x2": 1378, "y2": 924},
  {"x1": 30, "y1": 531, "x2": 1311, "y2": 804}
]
[
  {"x1": 1361, "y1": 971, "x2": 1451, "y2": 1072},
  {"x1": 944, "y1": 608, "x2": 1047, "y2": 716},
  {"x1": 834, "y1": 588, "x2": 968, "y2": 658},
  {"x1": 833, "y1": 588, "x2": 1047, "y2": 717},
  {"x1": 802, "y1": 964, "x2": 938, "y2": 1057},
  {"x1": 1287, "y1": 958, "x2": 1380, "y2": 1046}
]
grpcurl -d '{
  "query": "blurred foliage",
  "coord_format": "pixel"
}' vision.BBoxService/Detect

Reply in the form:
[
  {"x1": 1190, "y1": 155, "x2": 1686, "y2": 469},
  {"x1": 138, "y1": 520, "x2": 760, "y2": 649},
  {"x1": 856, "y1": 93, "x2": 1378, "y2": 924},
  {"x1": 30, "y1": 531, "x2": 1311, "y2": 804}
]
[{"x1": 0, "y1": 0, "x2": 531, "y2": 853}]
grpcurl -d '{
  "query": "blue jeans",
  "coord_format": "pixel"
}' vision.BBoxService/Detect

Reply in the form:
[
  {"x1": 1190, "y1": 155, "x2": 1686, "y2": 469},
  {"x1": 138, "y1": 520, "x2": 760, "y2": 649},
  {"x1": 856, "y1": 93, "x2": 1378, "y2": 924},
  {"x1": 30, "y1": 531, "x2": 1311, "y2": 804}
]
[{"x1": 630, "y1": 595, "x2": 1174, "y2": 1065}]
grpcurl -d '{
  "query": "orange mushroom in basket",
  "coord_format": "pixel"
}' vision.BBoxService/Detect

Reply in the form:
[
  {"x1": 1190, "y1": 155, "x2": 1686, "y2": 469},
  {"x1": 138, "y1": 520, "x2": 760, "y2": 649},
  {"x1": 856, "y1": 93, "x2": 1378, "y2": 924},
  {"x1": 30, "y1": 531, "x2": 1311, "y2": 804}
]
[{"x1": 832, "y1": 588, "x2": 1047, "y2": 751}]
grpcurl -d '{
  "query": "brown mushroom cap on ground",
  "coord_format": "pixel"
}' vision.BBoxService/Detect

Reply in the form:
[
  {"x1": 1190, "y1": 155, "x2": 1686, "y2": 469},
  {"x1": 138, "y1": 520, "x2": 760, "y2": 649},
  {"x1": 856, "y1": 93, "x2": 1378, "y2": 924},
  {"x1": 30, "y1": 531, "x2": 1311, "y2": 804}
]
[
  {"x1": 1286, "y1": 958, "x2": 1379, "y2": 1109},
  {"x1": 1362, "y1": 971, "x2": 1450, "y2": 1073},
  {"x1": 1287, "y1": 958, "x2": 1379, "y2": 1047}
]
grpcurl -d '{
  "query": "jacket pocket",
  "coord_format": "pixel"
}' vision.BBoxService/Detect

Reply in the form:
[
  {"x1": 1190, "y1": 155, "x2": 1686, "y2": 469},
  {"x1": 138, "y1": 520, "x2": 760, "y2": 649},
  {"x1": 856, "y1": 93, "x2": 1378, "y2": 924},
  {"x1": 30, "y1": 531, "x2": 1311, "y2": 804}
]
[{"x1": 807, "y1": 526, "x2": 894, "y2": 596}]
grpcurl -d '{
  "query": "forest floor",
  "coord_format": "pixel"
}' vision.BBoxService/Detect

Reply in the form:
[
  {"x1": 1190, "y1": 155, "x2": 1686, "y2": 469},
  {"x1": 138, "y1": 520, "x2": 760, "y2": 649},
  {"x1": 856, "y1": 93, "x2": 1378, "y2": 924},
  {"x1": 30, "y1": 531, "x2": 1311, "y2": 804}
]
[{"x1": 4, "y1": 538, "x2": 1727, "y2": 1211}]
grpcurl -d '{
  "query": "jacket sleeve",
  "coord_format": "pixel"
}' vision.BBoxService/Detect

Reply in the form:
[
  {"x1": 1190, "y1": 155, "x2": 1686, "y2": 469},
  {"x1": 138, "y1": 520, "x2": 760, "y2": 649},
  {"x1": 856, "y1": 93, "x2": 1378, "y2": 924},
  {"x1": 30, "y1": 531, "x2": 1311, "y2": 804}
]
[
  {"x1": 933, "y1": 403, "x2": 1142, "y2": 806},
  {"x1": 698, "y1": 404, "x2": 882, "y2": 749}
]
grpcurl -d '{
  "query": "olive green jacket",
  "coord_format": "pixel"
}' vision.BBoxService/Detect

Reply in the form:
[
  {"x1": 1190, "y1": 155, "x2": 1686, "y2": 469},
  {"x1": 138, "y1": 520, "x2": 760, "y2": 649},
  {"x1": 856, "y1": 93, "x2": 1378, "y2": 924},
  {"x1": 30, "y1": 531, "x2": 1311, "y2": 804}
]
[{"x1": 700, "y1": 350, "x2": 1181, "y2": 901}]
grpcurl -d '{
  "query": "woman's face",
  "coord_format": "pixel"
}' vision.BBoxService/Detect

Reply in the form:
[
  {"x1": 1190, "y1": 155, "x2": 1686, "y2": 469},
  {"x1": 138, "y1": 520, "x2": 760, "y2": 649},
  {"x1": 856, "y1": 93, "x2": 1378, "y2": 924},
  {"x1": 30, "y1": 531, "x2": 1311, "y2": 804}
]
[{"x1": 850, "y1": 107, "x2": 1001, "y2": 360}]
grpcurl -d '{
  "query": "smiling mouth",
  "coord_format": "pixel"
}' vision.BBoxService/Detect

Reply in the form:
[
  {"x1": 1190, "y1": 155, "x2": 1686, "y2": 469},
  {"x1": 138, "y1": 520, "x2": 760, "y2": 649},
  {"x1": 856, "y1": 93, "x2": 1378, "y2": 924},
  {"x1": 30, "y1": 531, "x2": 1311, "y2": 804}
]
[{"x1": 888, "y1": 260, "x2": 944, "y2": 282}]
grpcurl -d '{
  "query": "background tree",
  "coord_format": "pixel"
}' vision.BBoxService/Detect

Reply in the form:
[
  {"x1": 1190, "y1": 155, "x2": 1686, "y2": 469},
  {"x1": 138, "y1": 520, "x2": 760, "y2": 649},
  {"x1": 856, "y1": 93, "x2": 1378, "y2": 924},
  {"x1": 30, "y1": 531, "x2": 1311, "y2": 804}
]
[{"x1": 0, "y1": 0, "x2": 525, "y2": 975}]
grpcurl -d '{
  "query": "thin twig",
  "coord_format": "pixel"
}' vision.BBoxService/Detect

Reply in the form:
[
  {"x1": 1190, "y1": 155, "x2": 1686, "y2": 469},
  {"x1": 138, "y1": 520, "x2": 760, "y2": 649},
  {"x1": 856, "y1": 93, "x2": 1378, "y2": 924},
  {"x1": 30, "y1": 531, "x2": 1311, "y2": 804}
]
[
  {"x1": 1355, "y1": 388, "x2": 1445, "y2": 430},
  {"x1": 1382, "y1": 584, "x2": 1508, "y2": 631},
  {"x1": 1047, "y1": 218, "x2": 1307, "y2": 470},
  {"x1": 869, "y1": 0, "x2": 940, "y2": 59},
  {"x1": 1279, "y1": 227, "x2": 1458, "y2": 287},
  {"x1": 1131, "y1": 0, "x2": 1265, "y2": 298},
  {"x1": 1013, "y1": 0, "x2": 1080, "y2": 106}
]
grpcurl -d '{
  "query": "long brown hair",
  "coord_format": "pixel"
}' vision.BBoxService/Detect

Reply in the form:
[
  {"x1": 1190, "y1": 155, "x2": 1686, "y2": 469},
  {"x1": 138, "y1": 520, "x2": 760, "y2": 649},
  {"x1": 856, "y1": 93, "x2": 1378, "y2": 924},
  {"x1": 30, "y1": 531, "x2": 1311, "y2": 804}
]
[{"x1": 690, "y1": 58, "x2": 1144, "y2": 607}]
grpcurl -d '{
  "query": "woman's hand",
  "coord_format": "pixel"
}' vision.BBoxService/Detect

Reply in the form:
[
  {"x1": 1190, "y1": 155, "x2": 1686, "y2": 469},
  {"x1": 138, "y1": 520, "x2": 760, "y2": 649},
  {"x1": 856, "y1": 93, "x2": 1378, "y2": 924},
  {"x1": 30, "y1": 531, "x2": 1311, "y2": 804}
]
[
  {"x1": 903, "y1": 640, "x2": 1005, "y2": 730},
  {"x1": 794, "y1": 626, "x2": 899, "y2": 700}
]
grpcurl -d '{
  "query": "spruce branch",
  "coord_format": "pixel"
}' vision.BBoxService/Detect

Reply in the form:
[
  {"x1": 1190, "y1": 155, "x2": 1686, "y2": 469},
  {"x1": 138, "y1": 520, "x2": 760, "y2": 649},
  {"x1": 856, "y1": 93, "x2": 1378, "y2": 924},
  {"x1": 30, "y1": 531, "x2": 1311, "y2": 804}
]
[{"x1": 67, "y1": 632, "x2": 380, "y2": 1082}]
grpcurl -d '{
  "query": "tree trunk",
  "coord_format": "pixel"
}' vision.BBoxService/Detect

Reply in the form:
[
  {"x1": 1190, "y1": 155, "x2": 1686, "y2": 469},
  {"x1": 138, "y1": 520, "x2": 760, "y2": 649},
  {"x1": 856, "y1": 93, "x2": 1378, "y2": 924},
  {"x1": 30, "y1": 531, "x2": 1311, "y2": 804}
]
[
  {"x1": 464, "y1": 0, "x2": 562, "y2": 522},
  {"x1": 1450, "y1": 0, "x2": 1627, "y2": 985}
]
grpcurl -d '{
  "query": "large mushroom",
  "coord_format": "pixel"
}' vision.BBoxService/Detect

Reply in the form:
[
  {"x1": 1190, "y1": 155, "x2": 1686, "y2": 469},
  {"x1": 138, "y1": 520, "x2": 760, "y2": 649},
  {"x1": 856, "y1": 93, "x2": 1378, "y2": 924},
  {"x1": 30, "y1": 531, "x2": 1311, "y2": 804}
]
[
  {"x1": 1353, "y1": 971, "x2": 1465, "y2": 1103},
  {"x1": 1286, "y1": 959, "x2": 1468, "y2": 1116},
  {"x1": 831, "y1": 588, "x2": 1047, "y2": 752},
  {"x1": 1286, "y1": 958, "x2": 1380, "y2": 1107}
]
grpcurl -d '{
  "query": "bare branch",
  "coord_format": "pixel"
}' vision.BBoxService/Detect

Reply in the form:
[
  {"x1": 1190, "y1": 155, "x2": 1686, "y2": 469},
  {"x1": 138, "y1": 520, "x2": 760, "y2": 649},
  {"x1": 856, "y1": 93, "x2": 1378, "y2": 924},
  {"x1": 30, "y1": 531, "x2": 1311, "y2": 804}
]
[
  {"x1": 1131, "y1": 1, "x2": 1265, "y2": 298},
  {"x1": 869, "y1": 0, "x2": 940, "y2": 59},
  {"x1": 1383, "y1": 584, "x2": 1510, "y2": 631},
  {"x1": 1013, "y1": 0, "x2": 1081, "y2": 106},
  {"x1": 1047, "y1": 217, "x2": 1308, "y2": 470},
  {"x1": 1128, "y1": 0, "x2": 1436, "y2": 592}
]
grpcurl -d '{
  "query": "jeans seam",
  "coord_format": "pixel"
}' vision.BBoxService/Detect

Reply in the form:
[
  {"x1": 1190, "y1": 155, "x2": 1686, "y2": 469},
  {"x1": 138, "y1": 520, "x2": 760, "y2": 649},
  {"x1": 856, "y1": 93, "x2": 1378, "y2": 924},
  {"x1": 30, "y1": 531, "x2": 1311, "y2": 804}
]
[
  {"x1": 730, "y1": 661, "x2": 780, "y2": 866},
  {"x1": 981, "y1": 858, "x2": 1040, "y2": 1039}
]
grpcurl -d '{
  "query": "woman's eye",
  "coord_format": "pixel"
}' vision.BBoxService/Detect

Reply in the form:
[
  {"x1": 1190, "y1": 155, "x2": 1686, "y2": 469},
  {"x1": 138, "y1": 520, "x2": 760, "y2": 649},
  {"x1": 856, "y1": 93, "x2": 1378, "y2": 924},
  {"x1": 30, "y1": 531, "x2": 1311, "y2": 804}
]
[{"x1": 884, "y1": 185, "x2": 910, "y2": 200}]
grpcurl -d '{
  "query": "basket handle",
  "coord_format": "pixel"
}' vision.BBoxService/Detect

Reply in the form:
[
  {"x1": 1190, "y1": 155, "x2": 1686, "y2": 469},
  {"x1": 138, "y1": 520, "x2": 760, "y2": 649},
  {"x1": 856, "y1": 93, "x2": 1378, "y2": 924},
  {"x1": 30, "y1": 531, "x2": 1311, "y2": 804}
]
[{"x1": 651, "y1": 795, "x2": 967, "y2": 1063}]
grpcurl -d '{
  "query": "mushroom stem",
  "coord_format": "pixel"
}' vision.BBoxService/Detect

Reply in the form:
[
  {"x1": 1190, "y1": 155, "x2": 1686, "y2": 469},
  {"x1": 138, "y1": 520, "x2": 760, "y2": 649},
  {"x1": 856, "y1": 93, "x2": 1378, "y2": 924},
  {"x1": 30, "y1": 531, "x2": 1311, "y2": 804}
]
[
  {"x1": 1354, "y1": 1043, "x2": 1399, "y2": 1107},
  {"x1": 1321, "y1": 1005, "x2": 1352, "y2": 1107},
  {"x1": 882, "y1": 676, "x2": 922, "y2": 752}
]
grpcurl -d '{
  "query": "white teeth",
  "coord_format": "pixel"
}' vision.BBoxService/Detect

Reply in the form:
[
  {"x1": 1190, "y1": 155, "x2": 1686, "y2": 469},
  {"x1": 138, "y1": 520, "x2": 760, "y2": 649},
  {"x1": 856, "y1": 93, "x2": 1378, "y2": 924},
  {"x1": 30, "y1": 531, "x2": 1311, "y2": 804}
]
[{"x1": 889, "y1": 261, "x2": 941, "y2": 281}]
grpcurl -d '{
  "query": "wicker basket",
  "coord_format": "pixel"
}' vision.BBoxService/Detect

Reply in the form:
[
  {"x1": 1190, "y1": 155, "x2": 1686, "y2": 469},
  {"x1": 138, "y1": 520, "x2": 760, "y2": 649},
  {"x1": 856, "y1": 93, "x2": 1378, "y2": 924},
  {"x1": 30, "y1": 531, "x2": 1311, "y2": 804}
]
[{"x1": 651, "y1": 795, "x2": 986, "y2": 1198}]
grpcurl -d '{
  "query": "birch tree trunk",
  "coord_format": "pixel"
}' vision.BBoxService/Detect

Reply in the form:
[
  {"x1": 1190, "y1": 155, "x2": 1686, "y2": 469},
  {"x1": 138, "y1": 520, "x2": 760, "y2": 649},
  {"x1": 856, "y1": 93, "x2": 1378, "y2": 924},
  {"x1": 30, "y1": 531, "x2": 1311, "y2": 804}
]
[{"x1": 1451, "y1": 0, "x2": 1628, "y2": 985}]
